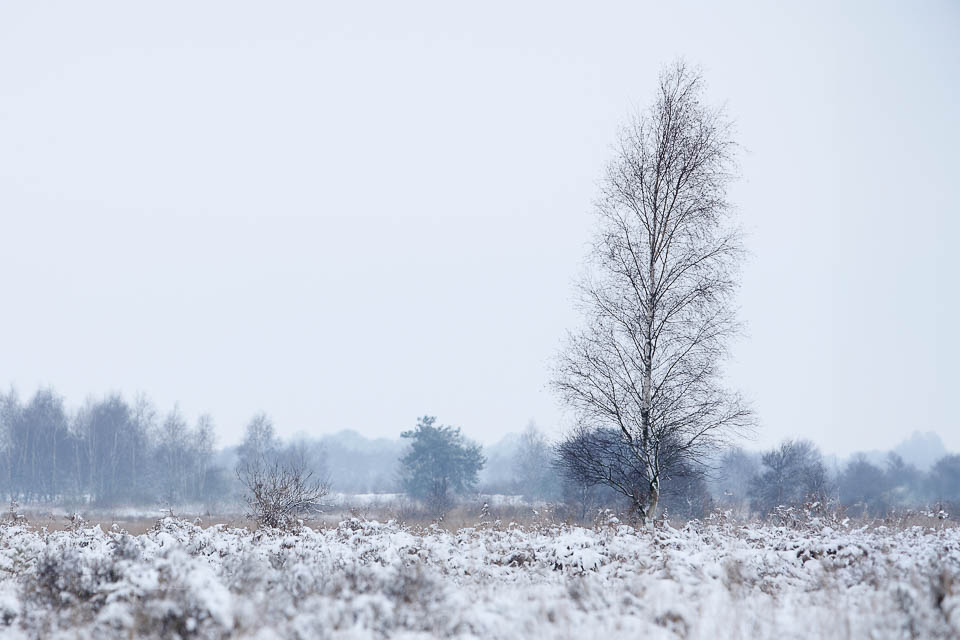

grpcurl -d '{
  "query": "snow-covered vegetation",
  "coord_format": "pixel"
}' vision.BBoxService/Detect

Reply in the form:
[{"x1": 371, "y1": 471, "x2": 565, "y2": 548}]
[{"x1": 0, "y1": 512, "x2": 957, "y2": 639}]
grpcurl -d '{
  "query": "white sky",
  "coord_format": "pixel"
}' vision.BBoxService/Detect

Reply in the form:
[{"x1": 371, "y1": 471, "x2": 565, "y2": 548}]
[{"x1": 1, "y1": 1, "x2": 957, "y2": 455}]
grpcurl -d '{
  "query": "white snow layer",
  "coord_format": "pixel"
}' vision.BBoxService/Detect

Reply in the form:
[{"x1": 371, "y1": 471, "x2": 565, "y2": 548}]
[{"x1": 0, "y1": 516, "x2": 957, "y2": 639}]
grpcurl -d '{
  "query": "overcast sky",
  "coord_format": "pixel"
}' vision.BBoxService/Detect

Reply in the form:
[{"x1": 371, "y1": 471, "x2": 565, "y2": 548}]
[{"x1": 1, "y1": 1, "x2": 957, "y2": 455}]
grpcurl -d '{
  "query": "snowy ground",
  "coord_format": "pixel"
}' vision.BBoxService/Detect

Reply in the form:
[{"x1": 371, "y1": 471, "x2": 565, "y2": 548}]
[{"x1": 0, "y1": 514, "x2": 957, "y2": 639}]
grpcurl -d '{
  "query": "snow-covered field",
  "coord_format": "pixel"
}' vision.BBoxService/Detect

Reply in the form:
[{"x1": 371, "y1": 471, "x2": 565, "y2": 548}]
[{"x1": 0, "y1": 515, "x2": 957, "y2": 639}]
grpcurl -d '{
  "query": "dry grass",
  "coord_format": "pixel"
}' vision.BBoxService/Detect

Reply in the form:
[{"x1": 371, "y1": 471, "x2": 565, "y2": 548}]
[
  {"x1": 7, "y1": 500, "x2": 579, "y2": 536},
  {"x1": 7, "y1": 498, "x2": 957, "y2": 536},
  {"x1": 20, "y1": 515, "x2": 255, "y2": 535}
]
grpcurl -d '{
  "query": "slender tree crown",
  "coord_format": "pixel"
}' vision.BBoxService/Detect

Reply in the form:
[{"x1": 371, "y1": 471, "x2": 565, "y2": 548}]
[{"x1": 553, "y1": 61, "x2": 753, "y2": 518}]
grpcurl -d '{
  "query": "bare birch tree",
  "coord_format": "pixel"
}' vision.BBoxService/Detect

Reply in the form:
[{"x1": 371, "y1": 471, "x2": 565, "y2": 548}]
[{"x1": 553, "y1": 61, "x2": 752, "y2": 520}]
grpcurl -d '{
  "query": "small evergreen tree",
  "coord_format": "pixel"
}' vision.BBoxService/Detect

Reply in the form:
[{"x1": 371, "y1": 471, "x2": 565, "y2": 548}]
[{"x1": 399, "y1": 416, "x2": 484, "y2": 513}]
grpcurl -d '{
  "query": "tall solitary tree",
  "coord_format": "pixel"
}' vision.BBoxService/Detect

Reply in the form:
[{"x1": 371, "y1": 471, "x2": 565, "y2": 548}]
[{"x1": 553, "y1": 61, "x2": 752, "y2": 520}]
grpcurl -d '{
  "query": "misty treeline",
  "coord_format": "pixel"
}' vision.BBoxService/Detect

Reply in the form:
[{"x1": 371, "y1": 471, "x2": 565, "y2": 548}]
[
  {"x1": 0, "y1": 387, "x2": 339, "y2": 508},
  {"x1": 498, "y1": 431, "x2": 960, "y2": 520},
  {"x1": 0, "y1": 387, "x2": 228, "y2": 505},
  {"x1": 1, "y1": 386, "x2": 957, "y2": 520},
  {"x1": 715, "y1": 440, "x2": 960, "y2": 518}
]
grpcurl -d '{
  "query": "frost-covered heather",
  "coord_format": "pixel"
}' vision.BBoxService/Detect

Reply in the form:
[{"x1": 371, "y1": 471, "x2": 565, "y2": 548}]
[{"x1": 0, "y1": 516, "x2": 957, "y2": 639}]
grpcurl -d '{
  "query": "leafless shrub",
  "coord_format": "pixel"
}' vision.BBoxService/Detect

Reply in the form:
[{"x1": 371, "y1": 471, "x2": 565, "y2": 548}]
[
  {"x1": 2, "y1": 500, "x2": 26, "y2": 525},
  {"x1": 65, "y1": 512, "x2": 86, "y2": 532},
  {"x1": 237, "y1": 454, "x2": 330, "y2": 530}
]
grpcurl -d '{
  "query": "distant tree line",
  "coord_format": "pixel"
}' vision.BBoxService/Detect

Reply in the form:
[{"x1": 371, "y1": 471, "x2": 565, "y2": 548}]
[
  {"x1": 0, "y1": 388, "x2": 333, "y2": 508},
  {"x1": 2, "y1": 386, "x2": 956, "y2": 520},
  {"x1": 714, "y1": 439, "x2": 960, "y2": 517},
  {"x1": 507, "y1": 427, "x2": 960, "y2": 521},
  {"x1": 0, "y1": 387, "x2": 225, "y2": 505}
]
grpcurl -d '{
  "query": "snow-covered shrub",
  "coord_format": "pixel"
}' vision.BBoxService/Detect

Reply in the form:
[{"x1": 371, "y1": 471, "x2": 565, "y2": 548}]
[
  {"x1": 2, "y1": 515, "x2": 959, "y2": 638},
  {"x1": 32, "y1": 546, "x2": 114, "y2": 606},
  {"x1": 547, "y1": 530, "x2": 603, "y2": 572},
  {"x1": 2, "y1": 500, "x2": 25, "y2": 525},
  {"x1": 126, "y1": 550, "x2": 233, "y2": 639},
  {"x1": 109, "y1": 532, "x2": 142, "y2": 562}
]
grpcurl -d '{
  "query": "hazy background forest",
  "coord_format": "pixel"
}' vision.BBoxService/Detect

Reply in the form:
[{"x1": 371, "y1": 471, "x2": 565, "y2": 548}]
[{"x1": 2, "y1": 386, "x2": 956, "y2": 522}]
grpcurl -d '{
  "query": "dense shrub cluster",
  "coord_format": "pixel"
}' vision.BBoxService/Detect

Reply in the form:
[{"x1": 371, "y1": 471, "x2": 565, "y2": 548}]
[{"x1": 0, "y1": 514, "x2": 957, "y2": 638}]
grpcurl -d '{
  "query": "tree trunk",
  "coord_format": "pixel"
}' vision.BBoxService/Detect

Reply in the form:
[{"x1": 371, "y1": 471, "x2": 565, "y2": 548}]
[{"x1": 647, "y1": 480, "x2": 660, "y2": 522}]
